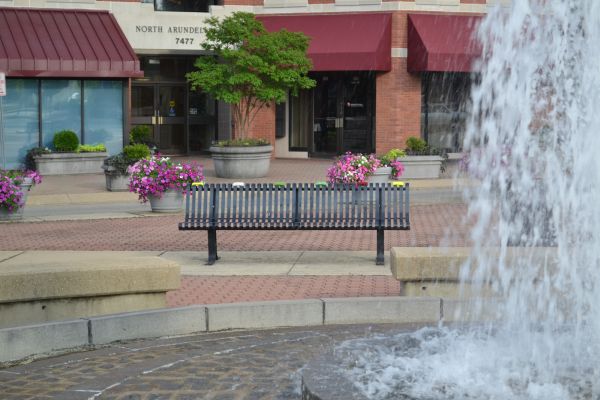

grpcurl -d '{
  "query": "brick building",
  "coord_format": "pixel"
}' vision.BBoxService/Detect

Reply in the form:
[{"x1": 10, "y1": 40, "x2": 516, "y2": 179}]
[{"x1": 0, "y1": 0, "x2": 497, "y2": 169}]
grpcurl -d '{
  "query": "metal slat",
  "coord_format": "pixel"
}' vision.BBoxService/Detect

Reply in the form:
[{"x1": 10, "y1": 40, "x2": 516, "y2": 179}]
[{"x1": 202, "y1": 185, "x2": 209, "y2": 228}]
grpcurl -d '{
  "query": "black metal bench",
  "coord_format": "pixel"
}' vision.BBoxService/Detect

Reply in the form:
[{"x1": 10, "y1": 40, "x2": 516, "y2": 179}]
[{"x1": 178, "y1": 183, "x2": 410, "y2": 265}]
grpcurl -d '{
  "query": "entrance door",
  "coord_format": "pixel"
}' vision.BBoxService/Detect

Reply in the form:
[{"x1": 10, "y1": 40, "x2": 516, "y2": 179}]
[
  {"x1": 131, "y1": 84, "x2": 186, "y2": 154},
  {"x1": 311, "y1": 72, "x2": 374, "y2": 156}
]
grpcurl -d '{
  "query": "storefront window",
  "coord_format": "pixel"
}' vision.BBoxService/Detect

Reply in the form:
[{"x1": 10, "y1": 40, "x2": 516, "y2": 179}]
[
  {"x1": 421, "y1": 72, "x2": 473, "y2": 152},
  {"x1": 289, "y1": 89, "x2": 311, "y2": 150},
  {"x1": 154, "y1": 0, "x2": 212, "y2": 12},
  {"x1": 41, "y1": 80, "x2": 81, "y2": 147},
  {"x1": 84, "y1": 81, "x2": 124, "y2": 155},
  {"x1": 2, "y1": 80, "x2": 39, "y2": 169}
]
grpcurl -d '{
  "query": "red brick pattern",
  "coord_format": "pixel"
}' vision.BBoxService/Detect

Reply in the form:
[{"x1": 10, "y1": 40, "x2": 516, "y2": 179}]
[
  {"x1": 0, "y1": 204, "x2": 468, "y2": 251},
  {"x1": 167, "y1": 276, "x2": 401, "y2": 306},
  {"x1": 376, "y1": 58, "x2": 422, "y2": 154}
]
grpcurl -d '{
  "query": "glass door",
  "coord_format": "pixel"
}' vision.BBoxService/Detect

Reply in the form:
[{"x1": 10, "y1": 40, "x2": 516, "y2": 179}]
[
  {"x1": 131, "y1": 84, "x2": 186, "y2": 154},
  {"x1": 157, "y1": 85, "x2": 186, "y2": 154},
  {"x1": 310, "y1": 72, "x2": 374, "y2": 156}
]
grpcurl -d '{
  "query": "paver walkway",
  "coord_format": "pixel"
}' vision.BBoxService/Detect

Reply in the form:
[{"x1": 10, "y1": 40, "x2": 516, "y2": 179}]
[{"x1": 0, "y1": 324, "x2": 423, "y2": 400}]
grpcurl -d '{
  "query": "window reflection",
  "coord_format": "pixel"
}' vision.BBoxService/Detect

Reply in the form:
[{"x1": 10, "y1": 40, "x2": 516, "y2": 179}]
[
  {"x1": 41, "y1": 80, "x2": 81, "y2": 147},
  {"x1": 154, "y1": 0, "x2": 210, "y2": 12},
  {"x1": 421, "y1": 72, "x2": 473, "y2": 152},
  {"x1": 3, "y1": 79, "x2": 39, "y2": 169}
]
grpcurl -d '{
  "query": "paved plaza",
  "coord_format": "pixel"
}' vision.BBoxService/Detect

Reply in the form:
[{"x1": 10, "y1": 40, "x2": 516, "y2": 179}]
[{"x1": 0, "y1": 157, "x2": 471, "y2": 398}]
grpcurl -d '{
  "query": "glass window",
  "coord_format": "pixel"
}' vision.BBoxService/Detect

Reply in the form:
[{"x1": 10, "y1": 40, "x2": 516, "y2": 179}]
[
  {"x1": 1, "y1": 79, "x2": 39, "y2": 169},
  {"x1": 41, "y1": 80, "x2": 81, "y2": 148},
  {"x1": 275, "y1": 103, "x2": 286, "y2": 138},
  {"x1": 421, "y1": 72, "x2": 472, "y2": 152},
  {"x1": 289, "y1": 89, "x2": 311, "y2": 150},
  {"x1": 84, "y1": 81, "x2": 124, "y2": 155},
  {"x1": 154, "y1": 0, "x2": 211, "y2": 13}
]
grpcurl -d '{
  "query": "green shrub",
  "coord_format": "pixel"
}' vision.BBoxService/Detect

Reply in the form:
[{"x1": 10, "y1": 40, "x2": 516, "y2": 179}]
[
  {"x1": 78, "y1": 144, "x2": 106, "y2": 153},
  {"x1": 214, "y1": 138, "x2": 270, "y2": 147},
  {"x1": 405, "y1": 137, "x2": 428, "y2": 153},
  {"x1": 53, "y1": 130, "x2": 79, "y2": 152},
  {"x1": 123, "y1": 144, "x2": 151, "y2": 161},
  {"x1": 379, "y1": 148, "x2": 406, "y2": 165},
  {"x1": 129, "y1": 125, "x2": 152, "y2": 144}
]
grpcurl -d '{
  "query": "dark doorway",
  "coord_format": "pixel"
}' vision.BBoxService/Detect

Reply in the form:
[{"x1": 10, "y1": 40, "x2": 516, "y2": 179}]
[
  {"x1": 131, "y1": 56, "x2": 216, "y2": 155},
  {"x1": 311, "y1": 72, "x2": 375, "y2": 156}
]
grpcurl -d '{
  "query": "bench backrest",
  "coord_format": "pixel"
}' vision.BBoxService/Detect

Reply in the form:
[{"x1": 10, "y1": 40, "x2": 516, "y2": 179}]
[{"x1": 182, "y1": 183, "x2": 410, "y2": 229}]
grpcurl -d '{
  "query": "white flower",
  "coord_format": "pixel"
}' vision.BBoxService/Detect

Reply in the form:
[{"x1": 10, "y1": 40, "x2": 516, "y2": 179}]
[{"x1": 160, "y1": 157, "x2": 170, "y2": 162}]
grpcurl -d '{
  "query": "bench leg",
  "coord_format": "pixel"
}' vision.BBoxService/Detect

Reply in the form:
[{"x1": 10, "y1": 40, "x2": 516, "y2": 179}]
[
  {"x1": 207, "y1": 228, "x2": 220, "y2": 265},
  {"x1": 376, "y1": 229, "x2": 384, "y2": 265}
]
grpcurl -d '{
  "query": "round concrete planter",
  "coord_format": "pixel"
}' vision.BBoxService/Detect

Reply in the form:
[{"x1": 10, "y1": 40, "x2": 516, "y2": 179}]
[
  {"x1": 0, "y1": 179, "x2": 32, "y2": 221},
  {"x1": 367, "y1": 166, "x2": 392, "y2": 184},
  {"x1": 148, "y1": 189, "x2": 183, "y2": 213},
  {"x1": 210, "y1": 145, "x2": 273, "y2": 179}
]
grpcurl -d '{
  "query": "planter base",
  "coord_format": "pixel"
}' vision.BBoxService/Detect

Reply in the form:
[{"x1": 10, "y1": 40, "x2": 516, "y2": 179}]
[
  {"x1": 400, "y1": 156, "x2": 443, "y2": 179},
  {"x1": 105, "y1": 173, "x2": 130, "y2": 192},
  {"x1": 35, "y1": 153, "x2": 108, "y2": 175},
  {"x1": 149, "y1": 190, "x2": 183, "y2": 213},
  {"x1": 210, "y1": 145, "x2": 273, "y2": 179}
]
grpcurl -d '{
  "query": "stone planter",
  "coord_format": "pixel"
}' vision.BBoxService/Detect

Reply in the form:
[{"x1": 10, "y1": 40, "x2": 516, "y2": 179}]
[
  {"x1": 0, "y1": 179, "x2": 32, "y2": 221},
  {"x1": 367, "y1": 166, "x2": 392, "y2": 184},
  {"x1": 34, "y1": 152, "x2": 108, "y2": 175},
  {"x1": 399, "y1": 155, "x2": 443, "y2": 179},
  {"x1": 103, "y1": 169, "x2": 130, "y2": 192},
  {"x1": 210, "y1": 145, "x2": 273, "y2": 179},
  {"x1": 148, "y1": 189, "x2": 183, "y2": 213}
]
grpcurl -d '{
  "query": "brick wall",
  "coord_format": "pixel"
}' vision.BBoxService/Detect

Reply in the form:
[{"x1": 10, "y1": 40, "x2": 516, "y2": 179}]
[{"x1": 376, "y1": 58, "x2": 421, "y2": 154}]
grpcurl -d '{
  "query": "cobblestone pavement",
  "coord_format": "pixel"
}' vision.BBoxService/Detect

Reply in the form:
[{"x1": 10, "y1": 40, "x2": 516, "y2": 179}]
[
  {"x1": 0, "y1": 324, "x2": 424, "y2": 400},
  {"x1": 0, "y1": 204, "x2": 469, "y2": 251}
]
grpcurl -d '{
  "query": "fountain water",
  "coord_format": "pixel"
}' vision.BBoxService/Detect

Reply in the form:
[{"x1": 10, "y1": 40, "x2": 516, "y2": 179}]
[{"x1": 328, "y1": 1, "x2": 600, "y2": 398}]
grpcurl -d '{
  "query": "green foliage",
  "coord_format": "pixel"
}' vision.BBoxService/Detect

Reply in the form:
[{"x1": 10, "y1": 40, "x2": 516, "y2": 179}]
[
  {"x1": 214, "y1": 138, "x2": 270, "y2": 147},
  {"x1": 405, "y1": 137, "x2": 428, "y2": 154},
  {"x1": 25, "y1": 147, "x2": 51, "y2": 171},
  {"x1": 379, "y1": 148, "x2": 406, "y2": 166},
  {"x1": 103, "y1": 153, "x2": 132, "y2": 175},
  {"x1": 187, "y1": 12, "x2": 316, "y2": 139},
  {"x1": 129, "y1": 125, "x2": 153, "y2": 145},
  {"x1": 123, "y1": 144, "x2": 151, "y2": 160},
  {"x1": 53, "y1": 130, "x2": 79, "y2": 152},
  {"x1": 78, "y1": 144, "x2": 106, "y2": 153}
]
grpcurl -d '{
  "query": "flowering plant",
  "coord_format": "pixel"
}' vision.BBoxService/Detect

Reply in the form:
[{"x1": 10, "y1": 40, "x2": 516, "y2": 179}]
[
  {"x1": 326, "y1": 152, "x2": 382, "y2": 185},
  {"x1": 0, "y1": 170, "x2": 42, "y2": 212},
  {"x1": 128, "y1": 155, "x2": 204, "y2": 203},
  {"x1": 378, "y1": 148, "x2": 406, "y2": 179}
]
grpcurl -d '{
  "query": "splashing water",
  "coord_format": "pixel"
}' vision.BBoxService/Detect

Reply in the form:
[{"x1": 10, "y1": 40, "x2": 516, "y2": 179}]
[{"x1": 338, "y1": 1, "x2": 600, "y2": 398}]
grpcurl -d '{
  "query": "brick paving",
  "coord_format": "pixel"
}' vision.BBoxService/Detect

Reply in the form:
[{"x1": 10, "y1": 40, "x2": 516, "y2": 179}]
[
  {"x1": 167, "y1": 276, "x2": 403, "y2": 306},
  {"x1": 0, "y1": 203, "x2": 470, "y2": 307},
  {"x1": 0, "y1": 204, "x2": 469, "y2": 251},
  {"x1": 0, "y1": 324, "x2": 421, "y2": 399}
]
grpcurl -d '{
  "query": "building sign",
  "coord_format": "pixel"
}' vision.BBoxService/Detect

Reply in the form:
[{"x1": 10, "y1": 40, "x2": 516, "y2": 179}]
[
  {"x1": 134, "y1": 25, "x2": 203, "y2": 46},
  {"x1": 0, "y1": 72, "x2": 6, "y2": 97},
  {"x1": 112, "y1": 5, "x2": 211, "y2": 53}
]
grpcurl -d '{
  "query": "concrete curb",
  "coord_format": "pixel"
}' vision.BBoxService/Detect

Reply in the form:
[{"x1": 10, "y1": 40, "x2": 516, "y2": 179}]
[{"x1": 0, "y1": 296, "x2": 486, "y2": 364}]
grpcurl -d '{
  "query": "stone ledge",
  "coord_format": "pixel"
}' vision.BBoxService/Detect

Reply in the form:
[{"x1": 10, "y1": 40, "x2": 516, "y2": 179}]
[
  {"x1": 0, "y1": 251, "x2": 180, "y2": 329},
  {"x1": 1, "y1": 296, "x2": 503, "y2": 364},
  {"x1": 0, "y1": 320, "x2": 89, "y2": 363},
  {"x1": 0, "y1": 251, "x2": 180, "y2": 302}
]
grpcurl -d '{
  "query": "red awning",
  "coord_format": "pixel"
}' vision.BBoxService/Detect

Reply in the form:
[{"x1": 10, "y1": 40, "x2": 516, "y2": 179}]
[
  {"x1": 407, "y1": 13, "x2": 482, "y2": 73},
  {"x1": 0, "y1": 8, "x2": 142, "y2": 78},
  {"x1": 258, "y1": 13, "x2": 391, "y2": 72}
]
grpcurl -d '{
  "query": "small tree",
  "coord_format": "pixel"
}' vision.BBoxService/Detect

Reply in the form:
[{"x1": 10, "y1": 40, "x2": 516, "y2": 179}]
[{"x1": 187, "y1": 12, "x2": 315, "y2": 141}]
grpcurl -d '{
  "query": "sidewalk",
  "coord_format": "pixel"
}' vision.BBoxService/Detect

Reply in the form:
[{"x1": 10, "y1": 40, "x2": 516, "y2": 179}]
[
  {"x1": 1, "y1": 158, "x2": 471, "y2": 310},
  {"x1": 22, "y1": 157, "x2": 469, "y2": 220}
]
